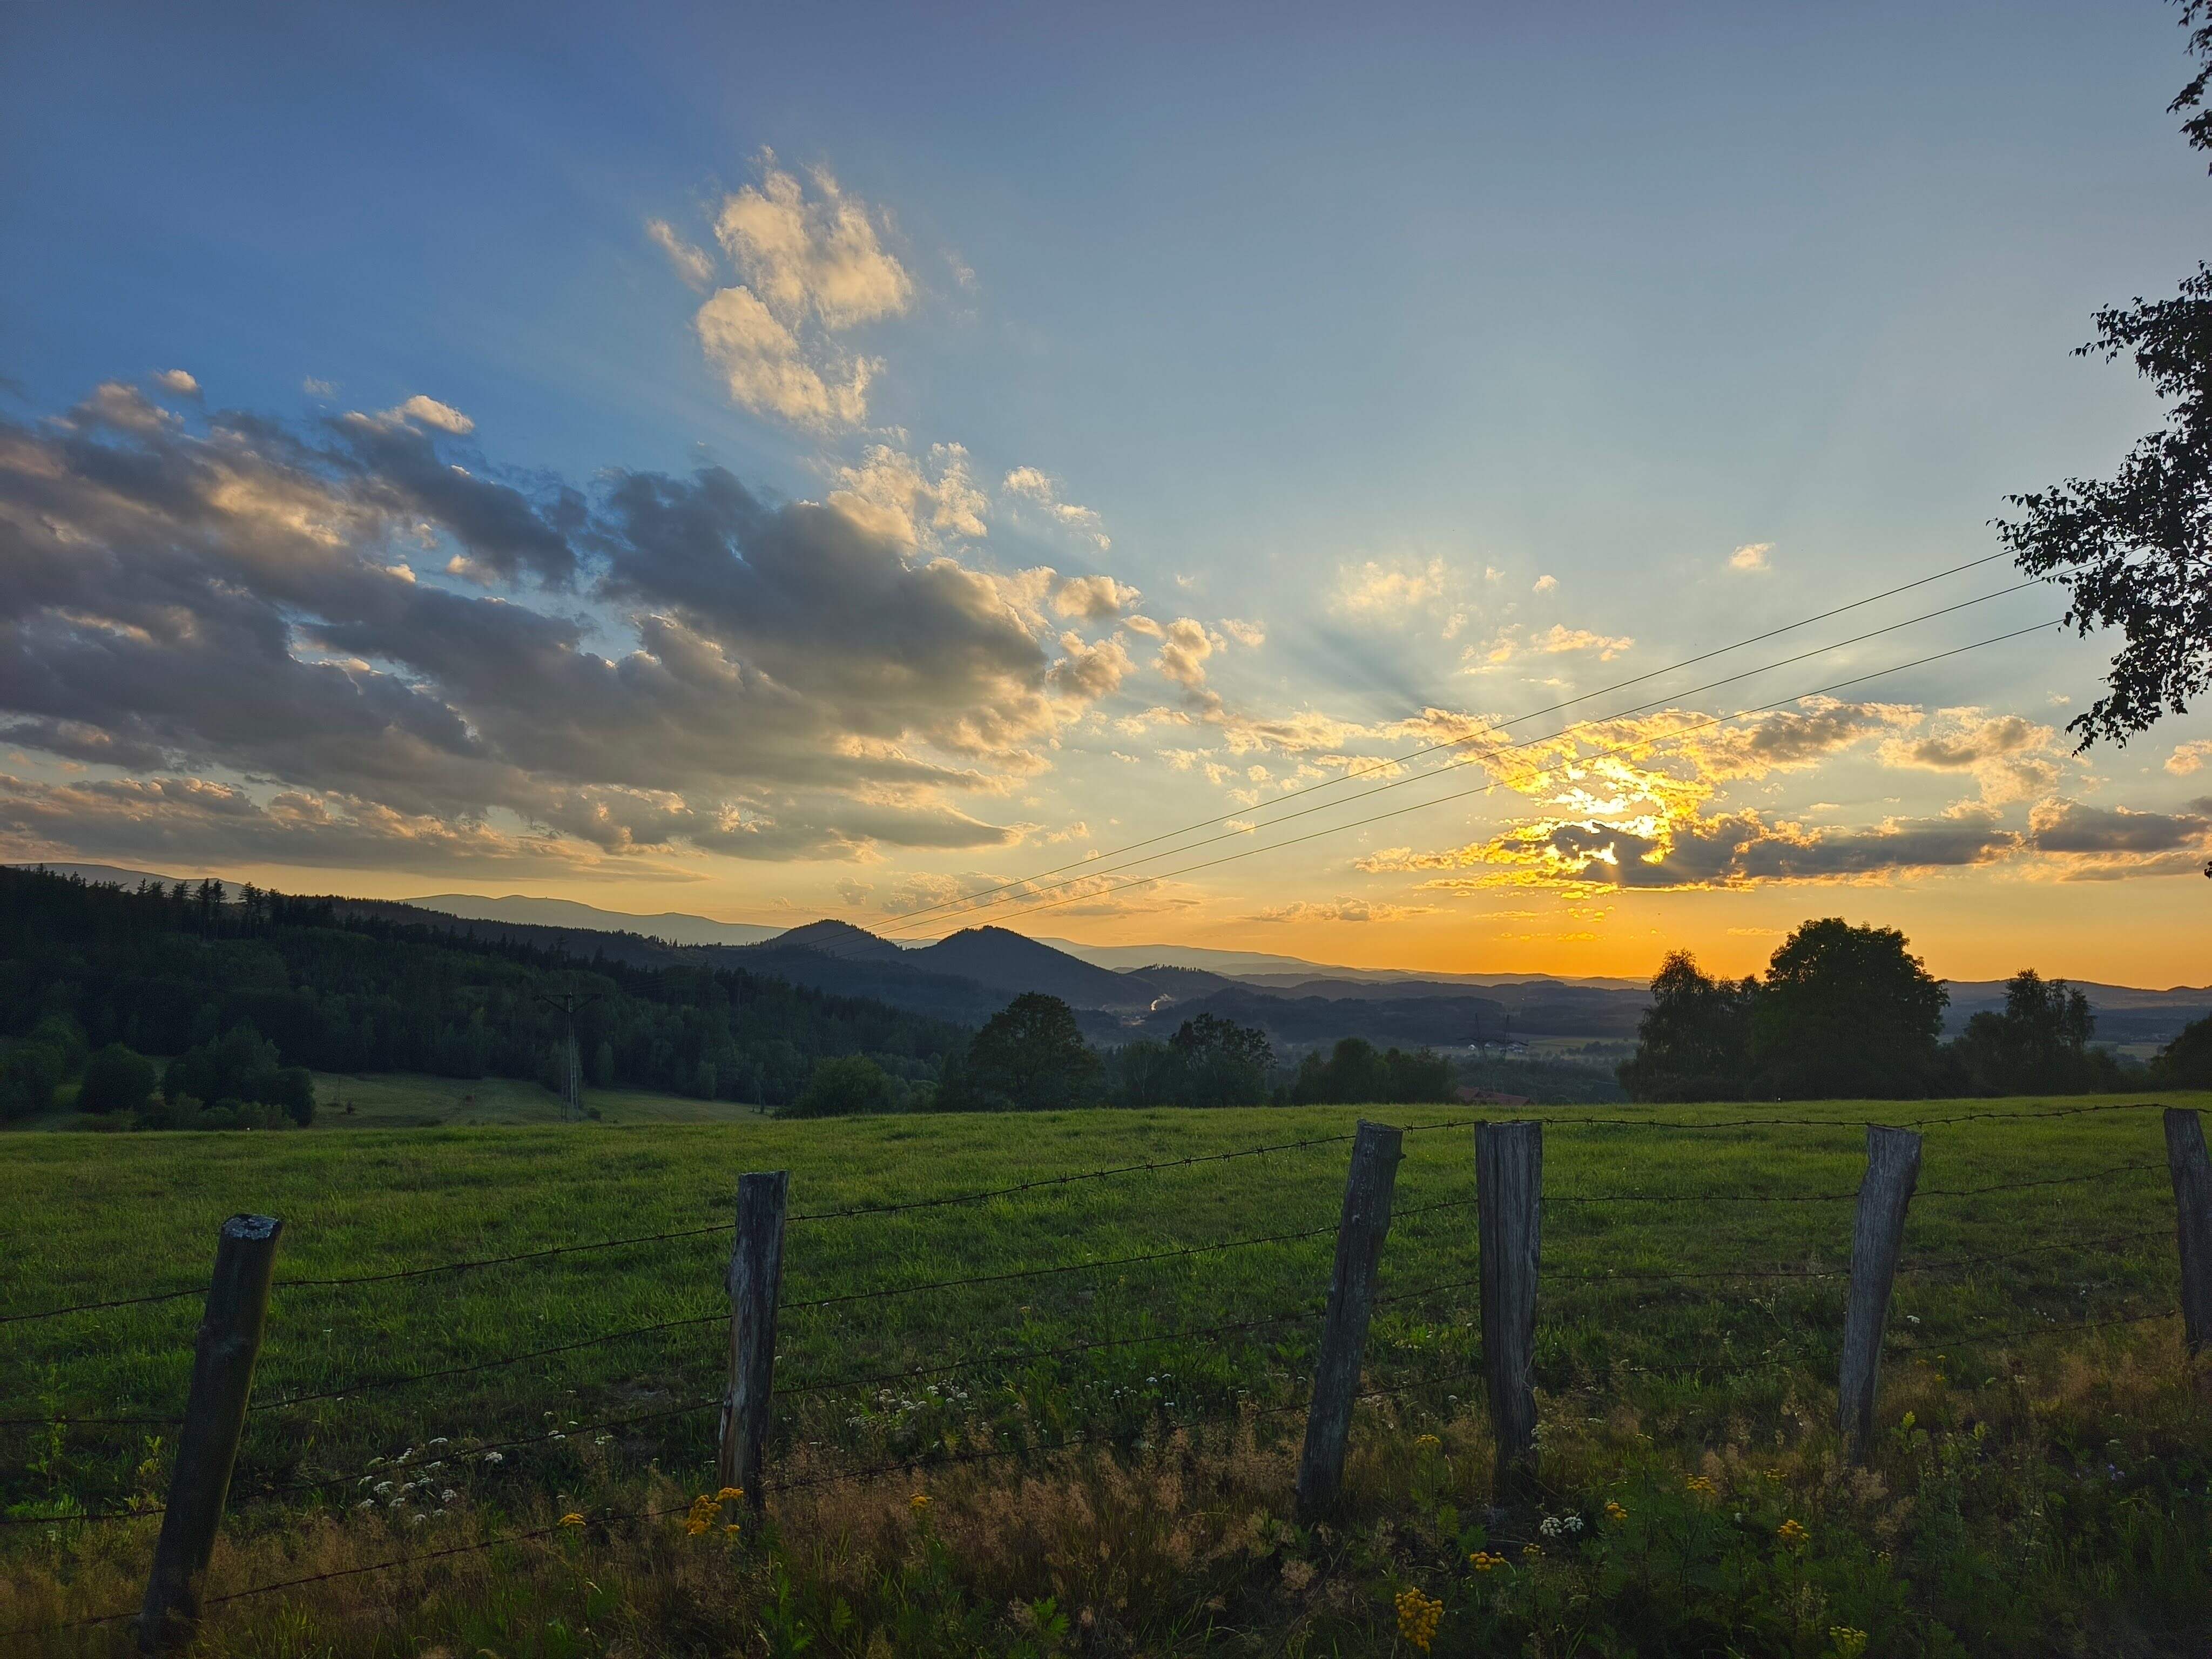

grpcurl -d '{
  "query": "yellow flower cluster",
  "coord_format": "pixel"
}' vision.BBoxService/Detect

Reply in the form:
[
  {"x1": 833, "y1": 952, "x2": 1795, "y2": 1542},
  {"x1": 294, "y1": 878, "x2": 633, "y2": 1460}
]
[
  {"x1": 1393, "y1": 1587, "x2": 1443, "y2": 1651},
  {"x1": 1827, "y1": 1627, "x2": 1869, "y2": 1659},
  {"x1": 684, "y1": 1487, "x2": 746, "y2": 1538},
  {"x1": 557, "y1": 1512, "x2": 584, "y2": 1528},
  {"x1": 1684, "y1": 1475, "x2": 1716, "y2": 1497},
  {"x1": 1467, "y1": 1550, "x2": 1507, "y2": 1573},
  {"x1": 1604, "y1": 1501, "x2": 1628, "y2": 1522},
  {"x1": 1520, "y1": 1543, "x2": 1543, "y2": 1561},
  {"x1": 1777, "y1": 1518, "x2": 1809, "y2": 1546},
  {"x1": 909, "y1": 1491, "x2": 932, "y2": 1515},
  {"x1": 1413, "y1": 1433, "x2": 1442, "y2": 1451}
]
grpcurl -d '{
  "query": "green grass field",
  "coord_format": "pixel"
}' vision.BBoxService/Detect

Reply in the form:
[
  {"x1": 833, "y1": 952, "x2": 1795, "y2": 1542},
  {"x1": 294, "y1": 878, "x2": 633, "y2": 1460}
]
[{"x1": 8, "y1": 1088, "x2": 2212, "y2": 1655}]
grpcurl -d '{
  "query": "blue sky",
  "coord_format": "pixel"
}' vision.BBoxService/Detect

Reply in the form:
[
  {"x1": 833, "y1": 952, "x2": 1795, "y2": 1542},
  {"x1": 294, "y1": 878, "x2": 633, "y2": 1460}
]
[{"x1": 3, "y1": 1, "x2": 2208, "y2": 981}]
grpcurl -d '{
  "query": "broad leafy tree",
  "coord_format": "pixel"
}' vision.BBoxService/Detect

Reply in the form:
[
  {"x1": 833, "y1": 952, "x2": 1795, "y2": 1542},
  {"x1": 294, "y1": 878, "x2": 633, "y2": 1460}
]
[
  {"x1": 941, "y1": 992, "x2": 1101, "y2": 1111},
  {"x1": 1751, "y1": 919, "x2": 1948, "y2": 1099},
  {"x1": 1616, "y1": 950, "x2": 1758, "y2": 1102}
]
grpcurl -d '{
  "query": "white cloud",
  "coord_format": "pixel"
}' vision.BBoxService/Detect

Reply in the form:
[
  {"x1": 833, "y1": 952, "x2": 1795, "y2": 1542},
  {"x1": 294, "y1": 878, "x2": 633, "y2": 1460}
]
[
  {"x1": 1730, "y1": 542, "x2": 1772, "y2": 572},
  {"x1": 1155, "y1": 618, "x2": 1220, "y2": 694},
  {"x1": 1050, "y1": 574, "x2": 1141, "y2": 621},
  {"x1": 1001, "y1": 466, "x2": 1109, "y2": 550},
  {"x1": 828, "y1": 443, "x2": 988, "y2": 548},
  {"x1": 694, "y1": 285, "x2": 874, "y2": 429},
  {"x1": 1220, "y1": 618, "x2": 1266, "y2": 648},
  {"x1": 2168, "y1": 738, "x2": 2212, "y2": 776},
  {"x1": 152, "y1": 369, "x2": 200, "y2": 398},
  {"x1": 1249, "y1": 897, "x2": 1437, "y2": 924},
  {"x1": 391, "y1": 395, "x2": 475, "y2": 435},
  {"x1": 302, "y1": 377, "x2": 337, "y2": 397},
  {"x1": 1532, "y1": 573, "x2": 1557, "y2": 594},
  {"x1": 645, "y1": 218, "x2": 717, "y2": 291},
  {"x1": 712, "y1": 152, "x2": 913, "y2": 330},
  {"x1": 1335, "y1": 555, "x2": 1448, "y2": 617},
  {"x1": 1479, "y1": 623, "x2": 1635, "y2": 665}
]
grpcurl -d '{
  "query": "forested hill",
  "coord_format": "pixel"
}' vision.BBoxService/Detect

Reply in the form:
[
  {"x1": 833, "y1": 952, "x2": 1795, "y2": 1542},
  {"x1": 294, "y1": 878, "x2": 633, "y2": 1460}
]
[{"x1": 0, "y1": 867, "x2": 965, "y2": 1109}]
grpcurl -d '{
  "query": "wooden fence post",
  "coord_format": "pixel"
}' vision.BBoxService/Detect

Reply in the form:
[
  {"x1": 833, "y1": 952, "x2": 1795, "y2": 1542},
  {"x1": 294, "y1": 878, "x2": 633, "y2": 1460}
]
[
  {"x1": 139, "y1": 1213, "x2": 282, "y2": 1653},
  {"x1": 2163, "y1": 1108, "x2": 2212, "y2": 1363},
  {"x1": 1476, "y1": 1120, "x2": 1542, "y2": 1500},
  {"x1": 1839, "y1": 1126, "x2": 1920, "y2": 1462},
  {"x1": 1295, "y1": 1120, "x2": 1403, "y2": 1520},
  {"x1": 718, "y1": 1171, "x2": 788, "y2": 1509}
]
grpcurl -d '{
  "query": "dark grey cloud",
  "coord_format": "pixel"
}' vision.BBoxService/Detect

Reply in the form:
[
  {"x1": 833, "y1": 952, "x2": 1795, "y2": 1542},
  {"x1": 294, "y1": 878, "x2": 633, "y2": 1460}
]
[
  {"x1": 2028, "y1": 797, "x2": 2212, "y2": 855},
  {"x1": 1485, "y1": 808, "x2": 2022, "y2": 889},
  {"x1": 0, "y1": 383, "x2": 1117, "y2": 869}
]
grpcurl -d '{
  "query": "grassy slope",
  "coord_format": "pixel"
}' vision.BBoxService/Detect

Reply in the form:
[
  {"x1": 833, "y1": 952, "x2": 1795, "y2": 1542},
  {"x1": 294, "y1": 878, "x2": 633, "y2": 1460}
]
[{"x1": 8, "y1": 1089, "x2": 2208, "y2": 1528}]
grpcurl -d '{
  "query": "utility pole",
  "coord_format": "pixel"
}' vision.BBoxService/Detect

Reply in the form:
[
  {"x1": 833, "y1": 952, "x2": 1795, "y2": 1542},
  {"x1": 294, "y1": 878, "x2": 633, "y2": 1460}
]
[{"x1": 535, "y1": 992, "x2": 600, "y2": 1120}]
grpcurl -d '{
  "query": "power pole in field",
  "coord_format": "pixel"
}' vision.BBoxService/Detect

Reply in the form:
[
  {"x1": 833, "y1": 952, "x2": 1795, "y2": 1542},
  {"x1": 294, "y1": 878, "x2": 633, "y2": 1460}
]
[{"x1": 535, "y1": 992, "x2": 600, "y2": 1120}]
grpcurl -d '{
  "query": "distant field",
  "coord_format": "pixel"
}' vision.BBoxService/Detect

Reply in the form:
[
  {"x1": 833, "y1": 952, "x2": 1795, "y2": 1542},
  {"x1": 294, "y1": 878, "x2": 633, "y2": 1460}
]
[
  {"x1": 9, "y1": 1090, "x2": 2212, "y2": 1653},
  {"x1": 307, "y1": 1070, "x2": 766, "y2": 1128}
]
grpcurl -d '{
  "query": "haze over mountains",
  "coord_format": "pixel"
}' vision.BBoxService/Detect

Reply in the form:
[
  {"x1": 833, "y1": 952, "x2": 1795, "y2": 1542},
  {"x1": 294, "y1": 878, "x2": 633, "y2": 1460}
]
[{"x1": 13, "y1": 865, "x2": 2209, "y2": 1054}]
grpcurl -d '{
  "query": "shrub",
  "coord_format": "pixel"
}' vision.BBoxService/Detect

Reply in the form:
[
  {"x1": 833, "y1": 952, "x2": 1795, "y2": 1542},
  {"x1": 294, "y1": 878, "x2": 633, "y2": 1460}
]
[
  {"x1": 0, "y1": 1041, "x2": 66, "y2": 1121},
  {"x1": 77, "y1": 1044, "x2": 158, "y2": 1115},
  {"x1": 2159, "y1": 1013, "x2": 2212, "y2": 1088}
]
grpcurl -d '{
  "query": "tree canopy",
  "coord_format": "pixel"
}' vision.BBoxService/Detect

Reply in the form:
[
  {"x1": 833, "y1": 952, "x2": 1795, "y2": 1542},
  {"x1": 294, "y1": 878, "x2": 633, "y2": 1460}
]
[{"x1": 1998, "y1": 0, "x2": 2212, "y2": 813}]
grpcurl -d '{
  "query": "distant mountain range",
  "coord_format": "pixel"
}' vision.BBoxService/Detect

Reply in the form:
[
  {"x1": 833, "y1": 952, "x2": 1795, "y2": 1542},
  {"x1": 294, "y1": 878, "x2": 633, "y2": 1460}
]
[{"x1": 11, "y1": 867, "x2": 2209, "y2": 1050}]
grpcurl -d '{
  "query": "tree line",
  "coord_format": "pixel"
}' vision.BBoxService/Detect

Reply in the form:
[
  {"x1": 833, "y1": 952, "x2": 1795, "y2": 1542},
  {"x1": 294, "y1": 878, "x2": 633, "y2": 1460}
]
[
  {"x1": 0, "y1": 866, "x2": 965, "y2": 1122},
  {"x1": 1619, "y1": 916, "x2": 2212, "y2": 1101}
]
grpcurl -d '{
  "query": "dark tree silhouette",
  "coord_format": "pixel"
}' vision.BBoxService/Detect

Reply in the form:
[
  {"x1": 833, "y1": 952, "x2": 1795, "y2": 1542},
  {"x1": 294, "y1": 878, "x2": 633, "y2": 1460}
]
[
  {"x1": 1615, "y1": 950, "x2": 1758, "y2": 1102},
  {"x1": 1752, "y1": 919, "x2": 1948, "y2": 1100},
  {"x1": 941, "y1": 992, "x2": 1101, "y2": 1111},
  {"x1": 1998, "y1": 1, "x2": 2212, "y2": 862}
]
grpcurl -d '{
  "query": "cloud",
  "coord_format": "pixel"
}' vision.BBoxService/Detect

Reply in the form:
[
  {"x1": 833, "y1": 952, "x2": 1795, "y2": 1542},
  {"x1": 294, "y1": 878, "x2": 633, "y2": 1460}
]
[
  {"x1": 152, "y1": 369, "x2": 200, "y2": 399},
  {"x1": 1335, "y1": 556, "x2": 1448, "y2": 618},
  {"x1": 2168, "y1": 738, "x2": 2212, "y2": 776},
  {"x1": 2027, "y1": 796, "x2": 2211, "y2": 854},
  {"x1": 828, "y1": 443, "x2": 988, "y2": 548},
  {"x1": 1729, "y1": 542, "x2": 1772, "y2": 571},
  {"x1": 1368, "y1": 807, "x2": 2023, "y2": 891},
  {"x1": 1154, "y1": 618, "x2": 1221, "y2": 697},
  {"x1": 302, "y1": 377, "x2": 337, "y2": 397},
  {"x1": 0, "y1": 381, "x2": 1152, "y2": 872},
  {"x1": 1480, "y1": 623, "x2": 1635, "y2": 665},
  {"x1": 1247, "y1": 897, "x2": 1438, "y2": 923},
  {"x1": 1219, "y1": 618, "x2": 1265, "y2": 648},
  {"x1": 1001, "y1": 466, "x2": 1110, "y2": 550},
  {"x1": 694, "y1": 285, "x2": 874, "y2": 429},
  {"x1": 645, "y1": 218, "x2": 717, "y2": 290},
  {"x1": 1878, "y1": 709, "x2": 2063, "y2": 805},
  {"x1": 712, "y1": 152, "x2": 913, "y2": 331},
  {"x1": 387, "y1": 395, "x2": 474, "y2": 435},
  {"x1": 1050, "y1": 574, "x2": 1142, "y2": 621},
  {"x1": 1532, "y1": 574, "x2": 1557, "y2": 594}
]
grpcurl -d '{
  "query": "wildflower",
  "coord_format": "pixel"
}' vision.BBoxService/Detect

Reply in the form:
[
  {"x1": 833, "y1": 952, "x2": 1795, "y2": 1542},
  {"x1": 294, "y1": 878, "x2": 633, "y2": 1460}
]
[
  {"x1": 685, "y1": 1494, "x2": 720, "y2": 1537},
  {"x1": 909, "y1": 1492, "x2": 931, "y2": 1514},
  {"x1": 1685, "y1": 1475, "x2": 1716, "y2": 1497},
  {"x1": 1777, "y1": 1518, "x2": 1809, "y2": 1546},
  {"x1": 717, "y1": 1487, "x2": 745, "y2": 1502},
  {"x1": 441, "y1": 1489, "x2": 458, "y2": 1504},
  {"x1": 372, "y1": 1480, "x2": 394, "y2": 1496},
  {"x1": 724, "y1": 1522, "x2": 741, "y2": 1536},
  {"x1": 1413, "y1": 1433, "x2": 1441, "y2": 1451},
  {"x1": 480, "y1": 1451, "x2": 504, "y2": 1465},
  {"x1": 1521, "y1": 1543, "x2": 1543, "y2": 1560},
  {"x1": 355, "y1": 1499, "x2": 376, "y2": 1510},
  {"x1": 1828, "y1": 1628, "x2": 1869, "y2": 1659},
  {"x1": 1393, "y1": 1587, "x2": 1443, "y2": 1652},
  {"x1": 1604, "y1": 1501, "x2": 1628, "y2": 1521},
  {"x1": 428, "y1": 1437, "x2": 449, "y2": 1446},
  {"x1": 1539, "y1": 1515, "x2": 1563, "y2": 1537},
  {"x1": 1467, "y1": 1550, "x2": 1506, "y2": 1573},
  {"x1": 557, "y1": 1512, "x2": 584, "y2": 1528}
]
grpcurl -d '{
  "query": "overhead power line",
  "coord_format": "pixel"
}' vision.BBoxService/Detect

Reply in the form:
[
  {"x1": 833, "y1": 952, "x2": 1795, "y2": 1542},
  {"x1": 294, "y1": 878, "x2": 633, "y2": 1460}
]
[{"x1": 881, "y1": 551, "x2": 2020, "y2": 934}]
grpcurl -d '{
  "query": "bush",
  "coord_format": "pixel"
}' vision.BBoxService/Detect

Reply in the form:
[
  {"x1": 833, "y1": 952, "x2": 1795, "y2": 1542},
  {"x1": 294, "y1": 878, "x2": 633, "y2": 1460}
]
[
  {"x1": 1289, "y1": 1037, "x2": 1453, "y2": 1105},
  {"x1": 77, "y1": 1043, "x2": 158, "y2": 1115},
  {"x1": 2159, "y1": 1013, "x2": 2212, "y2": 1088},
  {"x1": 0, "y1": 1041, "x2": 66, "y2": 1121},
  {"x1": 786, "y1": 1054, "x2": 897, "y2": 1118}
]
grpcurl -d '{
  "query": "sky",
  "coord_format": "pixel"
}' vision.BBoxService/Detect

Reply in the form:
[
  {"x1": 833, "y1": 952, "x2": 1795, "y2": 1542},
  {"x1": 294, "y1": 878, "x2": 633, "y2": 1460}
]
[{"x1": 3, "y1": 1, "x2": 2210, "y2": 986}]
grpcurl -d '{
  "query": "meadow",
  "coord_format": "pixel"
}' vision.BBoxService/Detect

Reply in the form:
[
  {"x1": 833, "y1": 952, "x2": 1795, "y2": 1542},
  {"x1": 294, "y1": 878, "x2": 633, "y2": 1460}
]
[{"x1": 7, "y1": 1088, "x2": 2212, "y2": 1657}]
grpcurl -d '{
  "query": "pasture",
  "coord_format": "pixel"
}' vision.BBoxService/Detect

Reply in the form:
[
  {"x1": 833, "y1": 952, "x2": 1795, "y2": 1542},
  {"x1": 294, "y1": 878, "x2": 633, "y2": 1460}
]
[{"x1": 8, "y1": 1091, "x2": 2212, "y2": 1656}]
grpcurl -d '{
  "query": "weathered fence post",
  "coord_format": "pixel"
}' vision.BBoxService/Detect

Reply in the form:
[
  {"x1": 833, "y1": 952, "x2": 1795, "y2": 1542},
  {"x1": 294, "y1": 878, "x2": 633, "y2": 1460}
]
[
  {"x1": 2163, "y1": 1108, "x2": 2212, "y2": 1365},
  {"x1": 1839, "y1": 1126, "x2": 1920, "y2": 1462},
  {"x1": 1295, "y1": 1120, "x2": 1403, "y2": 1520},
  {"x1": 718, "y1": 1171, "x2": 788, "y2": 1510},
  {"x1": 1476, "y1": 1120, "x2": 1542, "y2": 1500},
  {"x1": 139, "y1": 1214, "x2": 282, "y2": 1653}
]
